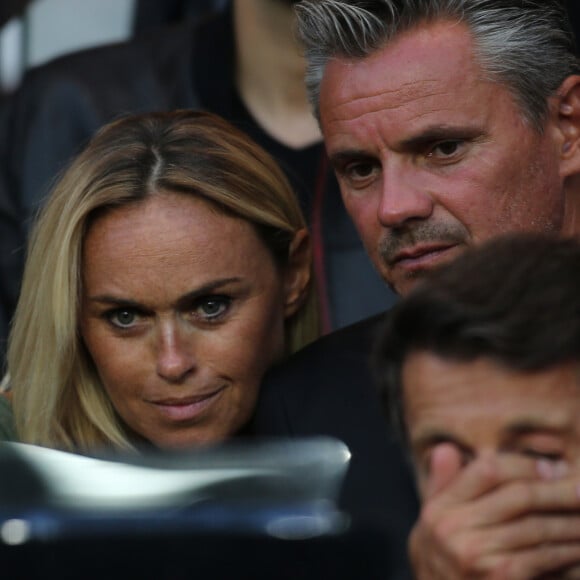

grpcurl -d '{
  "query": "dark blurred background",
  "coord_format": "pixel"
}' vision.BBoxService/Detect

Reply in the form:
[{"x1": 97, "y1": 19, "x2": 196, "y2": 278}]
[
  {"x1": 0, "y1": 0, "x2": 227, "y2": 95},
  {"x1": 1, "y1": 0, "x2": 579, "y2": 97}
]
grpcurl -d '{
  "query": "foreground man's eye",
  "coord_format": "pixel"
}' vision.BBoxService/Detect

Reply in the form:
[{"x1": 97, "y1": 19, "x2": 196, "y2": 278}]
[{"x1": 520, "y1": 448, "x2": 564, "y2": 462}]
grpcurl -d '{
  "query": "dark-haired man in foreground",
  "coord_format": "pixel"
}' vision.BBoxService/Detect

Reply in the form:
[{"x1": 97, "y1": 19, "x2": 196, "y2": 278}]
[{"x1": 375, "y1": 234, "x2": 580, "y2": 578}]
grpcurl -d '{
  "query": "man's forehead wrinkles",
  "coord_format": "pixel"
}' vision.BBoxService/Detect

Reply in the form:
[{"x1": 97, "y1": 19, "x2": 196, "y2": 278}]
[{"x1": 330, "y1": 78, "x2": 450, "y2": 123}]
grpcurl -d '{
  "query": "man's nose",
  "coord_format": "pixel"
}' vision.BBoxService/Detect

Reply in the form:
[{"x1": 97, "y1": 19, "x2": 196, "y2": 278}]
[
  {"x1": 377, "y1": 163, "x2": 434, "y2": 228},
  {"x1": 156, "y1": 324, "x2": 196, "y2": 383}
]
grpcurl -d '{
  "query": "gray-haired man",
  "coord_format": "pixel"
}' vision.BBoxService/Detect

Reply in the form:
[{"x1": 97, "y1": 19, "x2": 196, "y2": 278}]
[{"x1": 253, "y1": 1, "x2": 580, "y2": 577}]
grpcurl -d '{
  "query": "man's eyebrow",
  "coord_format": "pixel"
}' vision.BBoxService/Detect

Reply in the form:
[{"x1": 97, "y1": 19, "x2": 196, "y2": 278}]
[
  {"x1": 398, "y1": 126, "x2": 483, "y2": 151},
  {"x1": 410, "y1": 428, "x2": 464, "y2": 455},
  {"x1": 328, "y1": 126, "x2": 484, "y2": 167},
  {"x1": 328, "y1": 149, "x2": 375, "y2": 168},
  {"x1": 503, "y1": 419, "x2": 568, "y2": 438}
]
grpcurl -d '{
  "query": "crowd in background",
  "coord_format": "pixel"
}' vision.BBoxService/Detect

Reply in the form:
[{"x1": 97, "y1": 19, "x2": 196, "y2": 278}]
[{"x1": 3, "y1": 2, "x2": 580, "y2": 579}]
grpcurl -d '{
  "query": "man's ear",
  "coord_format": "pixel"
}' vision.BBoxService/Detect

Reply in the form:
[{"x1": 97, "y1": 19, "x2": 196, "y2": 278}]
[
  {"x1": 283, "y1": 228, "x2": 312, "y2": 318},
  {"x1": 555, "y1": 75, "x2": 580, "y2": 178}
]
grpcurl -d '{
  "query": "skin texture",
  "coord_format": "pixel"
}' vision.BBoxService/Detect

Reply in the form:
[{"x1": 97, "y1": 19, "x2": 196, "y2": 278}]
[
  {"x1": 80, "y1": 192, "x2": 308, "y2": 448},
  {"x1": 402, "y1": 351, "x2": 580, "y2": 578},
  {"x1": 319, "y1": 20, "x2": 578, "y2": 296}
]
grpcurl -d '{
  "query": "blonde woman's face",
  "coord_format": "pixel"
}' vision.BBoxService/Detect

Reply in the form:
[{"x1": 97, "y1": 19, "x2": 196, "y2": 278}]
[{"x1": 80, "y1": 192, "x2": 296, "y2": 448}]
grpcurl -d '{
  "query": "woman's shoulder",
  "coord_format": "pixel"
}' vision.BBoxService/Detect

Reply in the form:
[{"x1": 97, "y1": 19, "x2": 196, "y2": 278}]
[{"x1": 0, "y1": 393, "x2": 16, "y2": 441}]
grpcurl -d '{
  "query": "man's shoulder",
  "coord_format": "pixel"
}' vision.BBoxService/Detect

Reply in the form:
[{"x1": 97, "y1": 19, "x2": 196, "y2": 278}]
[
  {"x1": 252, "y1": 313, "x2": 389, "y2": 435},
  {"x1": 271, "y1": 312, "x2": 386, "y2": 383}
]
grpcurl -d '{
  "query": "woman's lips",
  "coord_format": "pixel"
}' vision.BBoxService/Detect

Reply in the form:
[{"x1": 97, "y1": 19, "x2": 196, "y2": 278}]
[{"x1": 149, "y1": 387, "x2": 226, "y2": 422}]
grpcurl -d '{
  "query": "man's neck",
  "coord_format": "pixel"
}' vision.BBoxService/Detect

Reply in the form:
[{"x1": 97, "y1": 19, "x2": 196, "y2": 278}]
[{"x1": 233, "y1": 0, "x2": 321, "y2": 149}]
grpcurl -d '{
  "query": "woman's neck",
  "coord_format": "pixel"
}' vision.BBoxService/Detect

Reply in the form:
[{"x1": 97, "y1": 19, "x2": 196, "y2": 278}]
[{"x1": 233, "y1": 0, "x2": 321, "y2": 149}]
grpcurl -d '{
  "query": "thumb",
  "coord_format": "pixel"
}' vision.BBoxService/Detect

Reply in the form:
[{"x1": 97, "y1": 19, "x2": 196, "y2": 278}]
[{"x1": 426, "y1": 442, "x2": 463, "y2": 498}]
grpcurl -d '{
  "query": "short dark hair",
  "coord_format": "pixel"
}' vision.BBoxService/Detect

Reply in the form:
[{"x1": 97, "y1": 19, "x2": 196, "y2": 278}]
[{"x1": 374, "y1": 233, "x2": 580, "y2": 442}]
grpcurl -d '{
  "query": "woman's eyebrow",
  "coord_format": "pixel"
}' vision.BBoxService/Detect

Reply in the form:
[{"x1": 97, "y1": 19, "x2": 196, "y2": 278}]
[
  {"x1": 86, "y1": 277, "x2": 243, "y2": 309},
  {"x1": 174, "y1": 277, "x2": 242, "y2": 309}
]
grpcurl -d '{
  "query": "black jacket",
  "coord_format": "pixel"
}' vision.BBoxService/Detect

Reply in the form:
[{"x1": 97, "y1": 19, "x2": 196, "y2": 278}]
[{"x1": 251, "y1": 314, "x2": 420, "y2": 580}]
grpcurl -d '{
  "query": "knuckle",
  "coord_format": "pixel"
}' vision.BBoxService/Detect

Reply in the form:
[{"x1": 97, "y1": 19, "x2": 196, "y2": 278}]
[
  {"x1": 453, "y1": 537, "x2": 483, "y2": 574},
  {"x1": 512, "y1": 480, "x2": 537, "y2": 510},
  {"x1": 430, "y1": 510, "x2": 462, "y2": 542},
  {"x1": 489, "y1": 560, "x2": 515, "y2": 580},
  {"x1": 419, "y1": 500, "x2": 442, "y2": 528},
  {"x1": 475, "y1": 459, "x2": 501, "y2": 488}
]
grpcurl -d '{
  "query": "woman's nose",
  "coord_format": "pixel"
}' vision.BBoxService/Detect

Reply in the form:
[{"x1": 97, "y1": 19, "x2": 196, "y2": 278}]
[{"x1": 155, "y1": 325, "x2": 196, "y2": 382}]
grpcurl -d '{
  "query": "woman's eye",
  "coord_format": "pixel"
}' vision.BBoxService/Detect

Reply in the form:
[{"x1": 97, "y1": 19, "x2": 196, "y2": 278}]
[
  {"x1": 195, "y1": 297, "x2": 231, "y2": 320},
  {"x1": 108, "y1": 309, "x2": 138, "y2": 328}
]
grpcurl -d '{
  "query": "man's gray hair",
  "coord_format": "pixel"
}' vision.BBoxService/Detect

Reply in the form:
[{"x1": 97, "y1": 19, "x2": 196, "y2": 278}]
[{"x1": 296, "y1": 0, "x2": 580, "y2": 131}]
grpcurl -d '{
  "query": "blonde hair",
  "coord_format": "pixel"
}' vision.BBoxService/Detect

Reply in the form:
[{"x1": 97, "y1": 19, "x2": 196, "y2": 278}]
[{"x1": 8, "y1": 110, "x2": 319, "y2": 451}]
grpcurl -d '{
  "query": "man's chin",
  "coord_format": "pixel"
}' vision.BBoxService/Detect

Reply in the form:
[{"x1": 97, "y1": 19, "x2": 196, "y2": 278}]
[{"x1": 389, "y1": 272, "x2": 429, "y2": 298}]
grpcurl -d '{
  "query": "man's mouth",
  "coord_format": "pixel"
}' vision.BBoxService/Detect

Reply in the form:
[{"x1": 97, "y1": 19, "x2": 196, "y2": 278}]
[{"x1": 389, "y1": 243, "x2": 458, "y2": 267}]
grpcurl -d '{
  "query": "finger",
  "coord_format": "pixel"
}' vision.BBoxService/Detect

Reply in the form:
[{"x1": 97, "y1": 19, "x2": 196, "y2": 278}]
[
  {"x1": 457, "y1": 476, "x2": 580, "y2": 528},
  {"x1": 410, "y1": 516, "x2": 580, "y2": 580},
  {"x1": 489, "y1": 543, "x2": 580, "y2": 580},
  {"x1": 464, "y1": 515, "x2": 580, "y2": 555},
  {"x1": 426, "y1": 442, "x2": 463, "y2": 498},
  {"x1": 432, "y1": 454, "x2": 556, "y2": 507}
]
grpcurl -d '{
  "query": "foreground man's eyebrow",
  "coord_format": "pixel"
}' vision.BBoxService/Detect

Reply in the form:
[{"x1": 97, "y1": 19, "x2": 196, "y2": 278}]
[{"x1": 411, "y1": 429, "x2": 464, "y2": 455}]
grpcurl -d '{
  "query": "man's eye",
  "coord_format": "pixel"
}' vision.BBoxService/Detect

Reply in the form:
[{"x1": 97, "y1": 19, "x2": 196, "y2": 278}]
[
  {"x1": 344, "y1": 161, "x2": 378, "y2": 183},
  {"x1": 428, "y1": 140, "x2": 463, "y2": 158},
  {"x1": 520, "y1": 448, "x2": 563, "y2": 462},
  {"x1": 349, "y1": 163, "x2": 373, "y2": 177},
  {"x1": 194, "y1": 297, "x2": 231, "y2": 320},
  {"x1": 108, "y1": 309, "x2": 138, "y2": 328}
]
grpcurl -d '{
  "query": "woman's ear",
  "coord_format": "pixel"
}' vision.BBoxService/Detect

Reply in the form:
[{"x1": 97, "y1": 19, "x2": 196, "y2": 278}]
[
  {"x1": 556, "y1": 75, "x2": 580, "y2": 177},
  {"x1": 283, "y1": 228, "x2": 312, "y2": 318}
]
